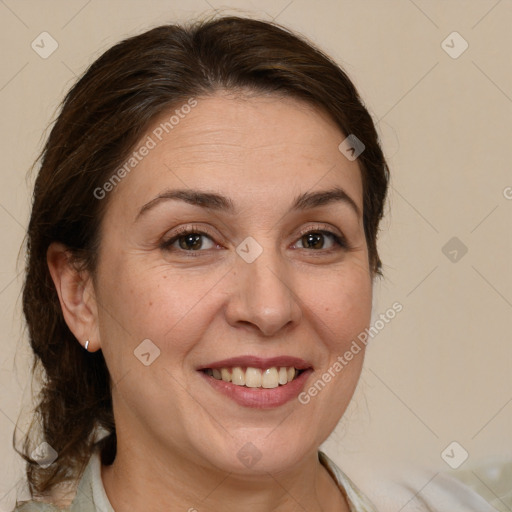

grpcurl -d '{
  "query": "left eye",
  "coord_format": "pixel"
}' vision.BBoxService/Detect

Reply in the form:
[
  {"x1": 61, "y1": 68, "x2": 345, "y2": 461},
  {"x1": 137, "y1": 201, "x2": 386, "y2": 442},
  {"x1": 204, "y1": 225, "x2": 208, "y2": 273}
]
[{"x1": 294, "y1": 230, "x2": 344, "y2": 250}]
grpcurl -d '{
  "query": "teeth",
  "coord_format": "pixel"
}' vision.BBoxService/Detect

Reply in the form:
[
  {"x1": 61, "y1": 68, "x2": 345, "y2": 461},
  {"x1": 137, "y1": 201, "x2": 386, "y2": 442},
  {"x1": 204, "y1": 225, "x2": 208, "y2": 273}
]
[
  {"x1": 245, "y1": 367, "x2": 262, "y2": 388},
  {"x1": 231, "y1": 367, "x2": 245, "y2": 386},
  {"x1": 207, "y1": 366, "x2": 299, "y2": 388},
  {"x1": 262, "y1": 368, "x2": 279, "y2": 388}
]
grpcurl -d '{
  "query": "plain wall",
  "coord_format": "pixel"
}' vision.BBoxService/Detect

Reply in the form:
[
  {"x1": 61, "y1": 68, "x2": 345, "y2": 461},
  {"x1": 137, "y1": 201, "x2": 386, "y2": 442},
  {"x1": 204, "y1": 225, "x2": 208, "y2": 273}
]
[{"x1": 1, "y1": 0, "x2": 511, "y2": 509}]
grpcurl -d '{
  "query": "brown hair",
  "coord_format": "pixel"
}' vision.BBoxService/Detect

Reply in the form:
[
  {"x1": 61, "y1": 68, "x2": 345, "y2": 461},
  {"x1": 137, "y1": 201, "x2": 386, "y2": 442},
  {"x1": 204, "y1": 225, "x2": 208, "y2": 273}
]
[{"x1": 16, "y1": 14, "x2": 389, "y2": 501}]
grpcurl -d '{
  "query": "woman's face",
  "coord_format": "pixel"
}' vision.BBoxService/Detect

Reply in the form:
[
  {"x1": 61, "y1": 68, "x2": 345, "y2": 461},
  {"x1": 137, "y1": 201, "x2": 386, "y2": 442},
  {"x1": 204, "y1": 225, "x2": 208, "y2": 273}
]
[{"x1": 93, "y1": 91, "x2": 373, "y2": 475}]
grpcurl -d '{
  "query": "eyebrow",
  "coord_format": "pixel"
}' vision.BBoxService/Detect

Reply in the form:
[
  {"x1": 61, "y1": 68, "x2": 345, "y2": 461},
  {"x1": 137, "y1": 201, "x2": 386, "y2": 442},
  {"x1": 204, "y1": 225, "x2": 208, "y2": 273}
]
[{"x1": 136, "y1": 185, "x2": 361, "y2": 220}]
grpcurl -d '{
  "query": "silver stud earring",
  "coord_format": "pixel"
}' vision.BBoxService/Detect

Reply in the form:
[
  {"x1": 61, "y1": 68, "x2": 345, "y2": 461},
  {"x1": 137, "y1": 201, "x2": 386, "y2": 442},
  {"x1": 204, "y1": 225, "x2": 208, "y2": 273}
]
[{"x1": 84, "y1": 340, "x2": 90, "y2": 351}]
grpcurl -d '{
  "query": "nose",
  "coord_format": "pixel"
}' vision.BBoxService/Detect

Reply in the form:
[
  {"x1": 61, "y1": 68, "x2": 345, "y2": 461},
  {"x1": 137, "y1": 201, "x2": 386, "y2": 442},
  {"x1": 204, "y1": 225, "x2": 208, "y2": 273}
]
[{"x1": 224, "y1": 243, "x2": 302, "y2": 337}]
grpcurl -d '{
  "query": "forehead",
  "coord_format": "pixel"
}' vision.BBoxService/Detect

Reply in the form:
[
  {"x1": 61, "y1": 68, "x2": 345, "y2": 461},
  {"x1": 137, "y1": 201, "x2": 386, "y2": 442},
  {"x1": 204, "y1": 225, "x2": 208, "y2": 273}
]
[{"x1": 107, "y1": 91, "x2": 364, "y2": 216}]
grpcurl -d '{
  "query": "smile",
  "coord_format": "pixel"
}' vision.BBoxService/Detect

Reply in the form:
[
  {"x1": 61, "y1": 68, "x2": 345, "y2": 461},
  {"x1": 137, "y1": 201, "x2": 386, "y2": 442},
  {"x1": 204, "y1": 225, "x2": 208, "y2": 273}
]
[{"x1": 202, "y1": 366, "x2": 304, "y2": 388}]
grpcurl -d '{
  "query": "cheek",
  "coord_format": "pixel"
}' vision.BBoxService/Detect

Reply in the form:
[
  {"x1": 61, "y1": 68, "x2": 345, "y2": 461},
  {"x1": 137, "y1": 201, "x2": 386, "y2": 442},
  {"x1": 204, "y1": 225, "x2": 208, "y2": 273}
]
[
  {"x1": 96, "y1": 257, "x2": 219, "y2": 355},
  {"x1": 305, "y1": 263, "x2": 373, "y2": 345}
]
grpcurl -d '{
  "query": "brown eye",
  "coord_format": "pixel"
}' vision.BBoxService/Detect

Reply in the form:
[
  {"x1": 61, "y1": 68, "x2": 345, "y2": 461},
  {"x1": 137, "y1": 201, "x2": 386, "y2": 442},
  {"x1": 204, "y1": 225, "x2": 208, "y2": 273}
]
[
  {"x1": 161, "y1": 230, "x2": 216, "y2": 251},
  {"x1": 301, "y1": 232, "x2": 324, "y2": 249},
  {"x1": 178, "y1": 233, "x2": 204, "y2": 250},
  {"x1": 295, "y1": 230, "x2": 346, "y2": 251}
]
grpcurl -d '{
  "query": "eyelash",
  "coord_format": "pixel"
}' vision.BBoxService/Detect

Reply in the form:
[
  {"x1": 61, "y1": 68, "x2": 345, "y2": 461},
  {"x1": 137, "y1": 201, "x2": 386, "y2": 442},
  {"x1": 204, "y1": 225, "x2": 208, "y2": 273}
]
[{"x1": 160, "y1": 224, "x2": 350, "y2": 255}]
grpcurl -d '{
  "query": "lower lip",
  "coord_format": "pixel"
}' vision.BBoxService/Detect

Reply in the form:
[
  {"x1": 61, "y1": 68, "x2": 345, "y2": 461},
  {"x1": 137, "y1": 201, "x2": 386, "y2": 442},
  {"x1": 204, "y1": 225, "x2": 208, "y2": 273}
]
[{"x1": 199, "y1": 370, "x2": 312, "y2": 409}]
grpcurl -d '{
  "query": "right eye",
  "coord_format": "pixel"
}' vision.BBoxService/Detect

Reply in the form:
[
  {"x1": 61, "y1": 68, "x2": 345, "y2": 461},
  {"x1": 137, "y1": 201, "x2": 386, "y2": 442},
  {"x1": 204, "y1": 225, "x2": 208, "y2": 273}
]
[{"x1": 161, "y1": 228, "x2": 218, "y2": 252}]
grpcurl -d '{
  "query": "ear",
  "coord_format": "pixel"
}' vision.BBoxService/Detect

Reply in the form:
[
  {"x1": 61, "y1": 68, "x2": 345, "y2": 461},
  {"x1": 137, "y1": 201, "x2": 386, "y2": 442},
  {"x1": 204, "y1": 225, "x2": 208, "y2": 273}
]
[{"x1": 47, "y1": 242, "x2": 100, "y2": 352}]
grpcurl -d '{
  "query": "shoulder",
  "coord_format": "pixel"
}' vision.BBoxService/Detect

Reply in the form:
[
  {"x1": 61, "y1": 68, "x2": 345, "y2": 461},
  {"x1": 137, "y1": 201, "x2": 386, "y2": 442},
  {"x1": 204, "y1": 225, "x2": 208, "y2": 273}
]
[
  {"x1": 448, "y1": 456, "x2": 512, "y2": 511},
  {"x1": 12, "y1": 501, "x2": 64, "y2": 511},
  {"x1": 12, "y1": 449, "x2": 103, "y2": 512},
  {"x1": 319, "y1": 451, "x2": 496, "y2": 512},
  {"x1": 370, "y1": 469, "x2": 497, "y2": 512}
]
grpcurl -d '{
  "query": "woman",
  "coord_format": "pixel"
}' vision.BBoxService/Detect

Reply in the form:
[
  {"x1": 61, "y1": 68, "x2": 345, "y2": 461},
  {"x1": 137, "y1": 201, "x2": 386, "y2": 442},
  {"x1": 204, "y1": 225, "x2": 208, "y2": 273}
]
[{"x1": 14, "y1": 15, "x2": 494, "y2": 512}]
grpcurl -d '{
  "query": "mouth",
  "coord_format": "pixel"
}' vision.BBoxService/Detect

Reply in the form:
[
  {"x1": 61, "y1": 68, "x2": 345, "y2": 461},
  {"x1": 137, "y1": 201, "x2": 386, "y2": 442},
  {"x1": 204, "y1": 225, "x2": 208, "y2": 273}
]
[
  {"x1": 201, "y1": 366, "x2": 306, "y2": 389},
  {"x1": 197, "y1": 356, "x2": 313, "y2": 408}
]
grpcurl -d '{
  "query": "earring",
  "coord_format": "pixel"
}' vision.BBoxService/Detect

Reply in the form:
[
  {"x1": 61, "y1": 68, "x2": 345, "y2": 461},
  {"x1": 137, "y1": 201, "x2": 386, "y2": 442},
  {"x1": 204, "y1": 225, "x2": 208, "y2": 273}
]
[{"x1": 84, "y1": 340, "x2": 90, "y2": 351}]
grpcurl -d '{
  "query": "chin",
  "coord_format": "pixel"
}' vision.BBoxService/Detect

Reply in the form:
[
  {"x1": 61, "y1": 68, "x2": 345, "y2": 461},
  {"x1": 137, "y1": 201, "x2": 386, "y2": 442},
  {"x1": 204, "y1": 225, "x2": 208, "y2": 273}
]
[{"x1": 194, "y1": 427, "x2": 318, "y2": 476}]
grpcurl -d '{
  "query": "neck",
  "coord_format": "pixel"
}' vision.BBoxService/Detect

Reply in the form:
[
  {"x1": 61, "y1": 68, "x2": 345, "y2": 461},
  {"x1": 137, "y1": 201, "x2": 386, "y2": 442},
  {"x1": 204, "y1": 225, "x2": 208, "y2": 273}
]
[{"x1": 101, "y1": 438, "x2": 350, "y2": 512}]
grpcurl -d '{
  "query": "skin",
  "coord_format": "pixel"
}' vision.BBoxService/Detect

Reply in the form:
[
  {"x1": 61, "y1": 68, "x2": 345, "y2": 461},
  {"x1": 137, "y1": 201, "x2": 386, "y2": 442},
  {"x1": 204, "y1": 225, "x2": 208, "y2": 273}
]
[{"x1": 48, "y1": 90, "x2": 373, "y2": 512}]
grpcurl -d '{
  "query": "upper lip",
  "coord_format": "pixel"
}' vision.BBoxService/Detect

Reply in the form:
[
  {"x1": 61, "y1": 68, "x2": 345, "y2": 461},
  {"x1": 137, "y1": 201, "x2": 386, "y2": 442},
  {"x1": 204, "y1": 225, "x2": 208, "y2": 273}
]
[{"x1": 197, "y1": 356, "x2": 313, "y2": 371}]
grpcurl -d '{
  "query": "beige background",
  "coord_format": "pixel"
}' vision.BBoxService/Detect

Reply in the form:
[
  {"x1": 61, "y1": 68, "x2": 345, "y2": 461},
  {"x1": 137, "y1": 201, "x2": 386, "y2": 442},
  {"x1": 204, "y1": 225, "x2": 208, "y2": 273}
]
[{"x1": 1, "y1": 0, "x2": 511, "y2": 510}]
